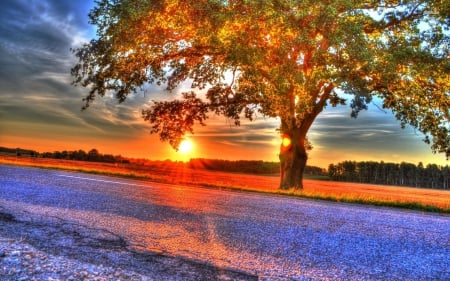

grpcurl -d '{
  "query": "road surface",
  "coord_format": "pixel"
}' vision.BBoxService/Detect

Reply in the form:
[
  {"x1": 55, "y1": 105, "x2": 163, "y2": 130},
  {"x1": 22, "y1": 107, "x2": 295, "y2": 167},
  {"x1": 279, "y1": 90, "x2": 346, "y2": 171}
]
[{"x1": 0, "y1": 164, "x2": 449, "y2": 280}]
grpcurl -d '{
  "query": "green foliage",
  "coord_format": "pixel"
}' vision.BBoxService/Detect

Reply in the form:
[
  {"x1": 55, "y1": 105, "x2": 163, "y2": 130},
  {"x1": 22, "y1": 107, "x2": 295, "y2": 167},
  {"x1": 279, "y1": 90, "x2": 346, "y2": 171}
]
[
  {"x1": 142, "y1": 92, "x2": 209, "y2": 149},
  {"x1": 72, "y1": 0, "x2": 449, "y2": 155}
]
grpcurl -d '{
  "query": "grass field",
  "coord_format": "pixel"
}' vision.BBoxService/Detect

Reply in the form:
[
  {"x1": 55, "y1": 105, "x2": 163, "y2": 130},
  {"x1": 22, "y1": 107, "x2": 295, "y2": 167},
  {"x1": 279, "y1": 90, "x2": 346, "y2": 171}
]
[{"x1": 1, "y1": 155, "x2": 449, "y2": 213}]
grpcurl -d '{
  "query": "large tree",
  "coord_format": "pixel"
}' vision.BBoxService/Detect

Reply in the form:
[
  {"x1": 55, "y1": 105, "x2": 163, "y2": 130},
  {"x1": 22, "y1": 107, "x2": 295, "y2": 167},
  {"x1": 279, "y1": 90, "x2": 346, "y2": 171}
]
[{"x1": 72, "y1": 0, "x2": 449, "y2": 189}]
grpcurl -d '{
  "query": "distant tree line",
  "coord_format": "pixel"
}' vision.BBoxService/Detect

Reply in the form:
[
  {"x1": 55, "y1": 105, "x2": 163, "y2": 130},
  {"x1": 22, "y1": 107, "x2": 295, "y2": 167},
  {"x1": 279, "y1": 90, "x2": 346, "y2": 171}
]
[
  {"x1": 189, "y1": 158, "x2": 325, "y2": 176},
  {"x1": 0, "y1": 147, "x2": 39, "y2": 157},
  {"x1": 41, "y1": 149, "x2": 129, "y2": 164},
  {"x1": 0, "y1": 147, "x2": 129, "y2": 164},
  {"x1": 328, "y1": 161, "x2": 449, "y2": 189},
  {"x1": 4, "y1": 146, "x2": 448, "y2": 189}
]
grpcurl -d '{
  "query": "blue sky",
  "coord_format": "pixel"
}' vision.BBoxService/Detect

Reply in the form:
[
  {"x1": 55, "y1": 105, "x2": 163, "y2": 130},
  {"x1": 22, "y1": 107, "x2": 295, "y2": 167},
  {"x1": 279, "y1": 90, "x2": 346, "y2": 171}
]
[{"x1": 0, "y1": 0, "x2": 447, "y2": 168}]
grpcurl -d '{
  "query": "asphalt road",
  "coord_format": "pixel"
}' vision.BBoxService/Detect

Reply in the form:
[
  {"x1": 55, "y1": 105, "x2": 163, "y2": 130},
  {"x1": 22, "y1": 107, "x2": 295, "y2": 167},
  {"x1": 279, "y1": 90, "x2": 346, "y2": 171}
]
[{"x1": 0, "y1": 164, "x2": 449, "y2": 280}]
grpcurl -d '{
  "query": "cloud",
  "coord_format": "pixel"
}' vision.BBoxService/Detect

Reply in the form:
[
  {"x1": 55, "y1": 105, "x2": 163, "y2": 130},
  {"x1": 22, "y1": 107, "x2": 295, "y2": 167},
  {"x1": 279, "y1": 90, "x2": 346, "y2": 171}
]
[
  {"x1": 0, "y1": 0, "x2": 151, "y2": 143},
  {"x1": 193, "y1": 115, "x2": 279, "y2": 146},
  {"x1": 0, "y1": 0, "x2": 84, "y2": 91},
  {"x1": 306, "y1": 102, "x2": 438, "y2": 166}
]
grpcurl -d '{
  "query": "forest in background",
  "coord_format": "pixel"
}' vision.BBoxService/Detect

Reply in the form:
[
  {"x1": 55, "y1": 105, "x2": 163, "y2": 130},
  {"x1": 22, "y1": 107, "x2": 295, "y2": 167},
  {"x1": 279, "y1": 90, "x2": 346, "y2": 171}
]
[
  {"x1": 1, "y1": 147, "x2": 130, "y2": 164},
  {"x1": 329, "y1": 161, "x2": 449, "y2": 190},
  {"x1": 2, "y1": 147, "x2": 448, "y2": 189},
  {"x1": 0, "y1": 147, "x2": 324, "y2": 175},
  {"x1": 188, "y1": 158, "x2": 325, "y2": 176}
]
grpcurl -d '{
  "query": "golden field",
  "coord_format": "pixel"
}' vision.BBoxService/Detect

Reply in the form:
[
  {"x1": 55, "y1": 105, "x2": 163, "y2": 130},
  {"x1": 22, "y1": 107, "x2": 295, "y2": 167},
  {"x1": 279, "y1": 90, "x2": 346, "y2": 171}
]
[{"x1": 1, "y1": 155, "x2": 449, "y2": 212}]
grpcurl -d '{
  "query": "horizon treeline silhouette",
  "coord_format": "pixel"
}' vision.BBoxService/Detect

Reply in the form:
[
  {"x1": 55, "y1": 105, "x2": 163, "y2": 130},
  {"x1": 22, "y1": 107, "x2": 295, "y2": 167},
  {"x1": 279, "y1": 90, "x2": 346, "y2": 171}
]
[
  {"x1": 1, "y1": 147, "x2": 129, "y2": 164},
  {"x1": 1, "y1": 147, "x2": 324, "y2": 176},
  {"x1": 2, "y1": 147, "x2": 448, "y2": 189},
  {"x1": 188, "y1": 158, "x2": 325, "y2": 176},
  {"x1": 329, "y1": 161, "x2": 449, "y2": 189}
]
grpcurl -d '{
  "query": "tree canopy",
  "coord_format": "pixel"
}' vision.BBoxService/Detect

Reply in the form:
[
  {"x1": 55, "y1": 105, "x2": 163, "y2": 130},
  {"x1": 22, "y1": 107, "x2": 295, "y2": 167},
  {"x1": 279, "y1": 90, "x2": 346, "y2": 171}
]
[{"x1": 72, "y1": 0, "x2": 449, "y2": 188}]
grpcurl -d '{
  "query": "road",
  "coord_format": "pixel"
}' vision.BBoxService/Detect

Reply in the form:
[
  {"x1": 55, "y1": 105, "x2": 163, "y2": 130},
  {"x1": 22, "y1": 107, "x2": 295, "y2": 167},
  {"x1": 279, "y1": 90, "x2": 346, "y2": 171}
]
[{"x1": 0, "y1": 164, "x2": 449, "y2": 280}]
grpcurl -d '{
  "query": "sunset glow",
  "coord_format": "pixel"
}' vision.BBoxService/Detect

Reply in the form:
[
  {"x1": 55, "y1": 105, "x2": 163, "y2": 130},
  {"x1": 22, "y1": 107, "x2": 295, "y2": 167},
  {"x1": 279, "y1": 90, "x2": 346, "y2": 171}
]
[
  {"x1": 282, "y1": 136, "x2": 292, "y2": 149},
  {"x1": 0, "y1": 0, "x2": 448, "y2": 169},
  {"x1": 179, "y1": 139, "x2": 193, "y2": 154}
]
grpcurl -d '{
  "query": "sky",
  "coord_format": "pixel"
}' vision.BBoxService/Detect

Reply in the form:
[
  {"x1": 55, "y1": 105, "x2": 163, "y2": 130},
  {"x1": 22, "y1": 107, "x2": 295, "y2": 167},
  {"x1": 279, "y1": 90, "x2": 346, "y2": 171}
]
[{"x1": 0, "y1": 0, "x2": 448, "y2": 168}]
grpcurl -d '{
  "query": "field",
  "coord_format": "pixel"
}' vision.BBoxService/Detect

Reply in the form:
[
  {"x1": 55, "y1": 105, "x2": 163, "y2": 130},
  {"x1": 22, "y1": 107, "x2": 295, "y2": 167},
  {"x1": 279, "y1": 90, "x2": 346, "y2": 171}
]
[{"x1": 1, "y1": 155, "x2": 449, "y2": 213}]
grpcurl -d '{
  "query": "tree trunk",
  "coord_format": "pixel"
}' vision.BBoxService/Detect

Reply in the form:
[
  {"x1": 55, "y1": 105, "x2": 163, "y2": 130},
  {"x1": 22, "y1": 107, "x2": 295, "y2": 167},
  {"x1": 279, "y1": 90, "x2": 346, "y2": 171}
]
[
  {"x1": 279, "y1": 127, "x2": 308, "y2": 190},
  {"x1": 277, "y1": 83, "x2": 332, "y2": 190}
]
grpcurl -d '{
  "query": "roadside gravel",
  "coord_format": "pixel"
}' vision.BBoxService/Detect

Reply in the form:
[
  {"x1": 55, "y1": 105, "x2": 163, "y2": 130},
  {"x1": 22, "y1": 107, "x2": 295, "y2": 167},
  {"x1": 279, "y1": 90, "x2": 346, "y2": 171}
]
[
  {"x1": 0, "y1": 237, "x2": 148, "y2": 281},
  {"x1": 0, "y1": 210, "x2": 256, "y2": 281}
]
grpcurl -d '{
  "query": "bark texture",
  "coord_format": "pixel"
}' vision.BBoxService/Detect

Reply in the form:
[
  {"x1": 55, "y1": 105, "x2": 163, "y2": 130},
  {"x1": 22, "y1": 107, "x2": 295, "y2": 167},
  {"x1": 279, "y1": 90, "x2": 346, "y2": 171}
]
[{"x1": 279, "y1": 127, "x2": 308, "y2": 190}]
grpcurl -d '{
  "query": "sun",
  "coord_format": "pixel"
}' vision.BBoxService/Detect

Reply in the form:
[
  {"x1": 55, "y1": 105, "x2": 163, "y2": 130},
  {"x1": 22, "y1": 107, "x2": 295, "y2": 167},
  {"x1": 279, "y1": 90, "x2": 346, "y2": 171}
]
[
  {"x1": 282, "y1": 136, "x2": 291, "y2": 148},
  {"x1": 281, "y1": 134, "x2": 292, "y2": 149},
  {"x1": 178, "y1": 139, "x2": 193, "y2": 154}
]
